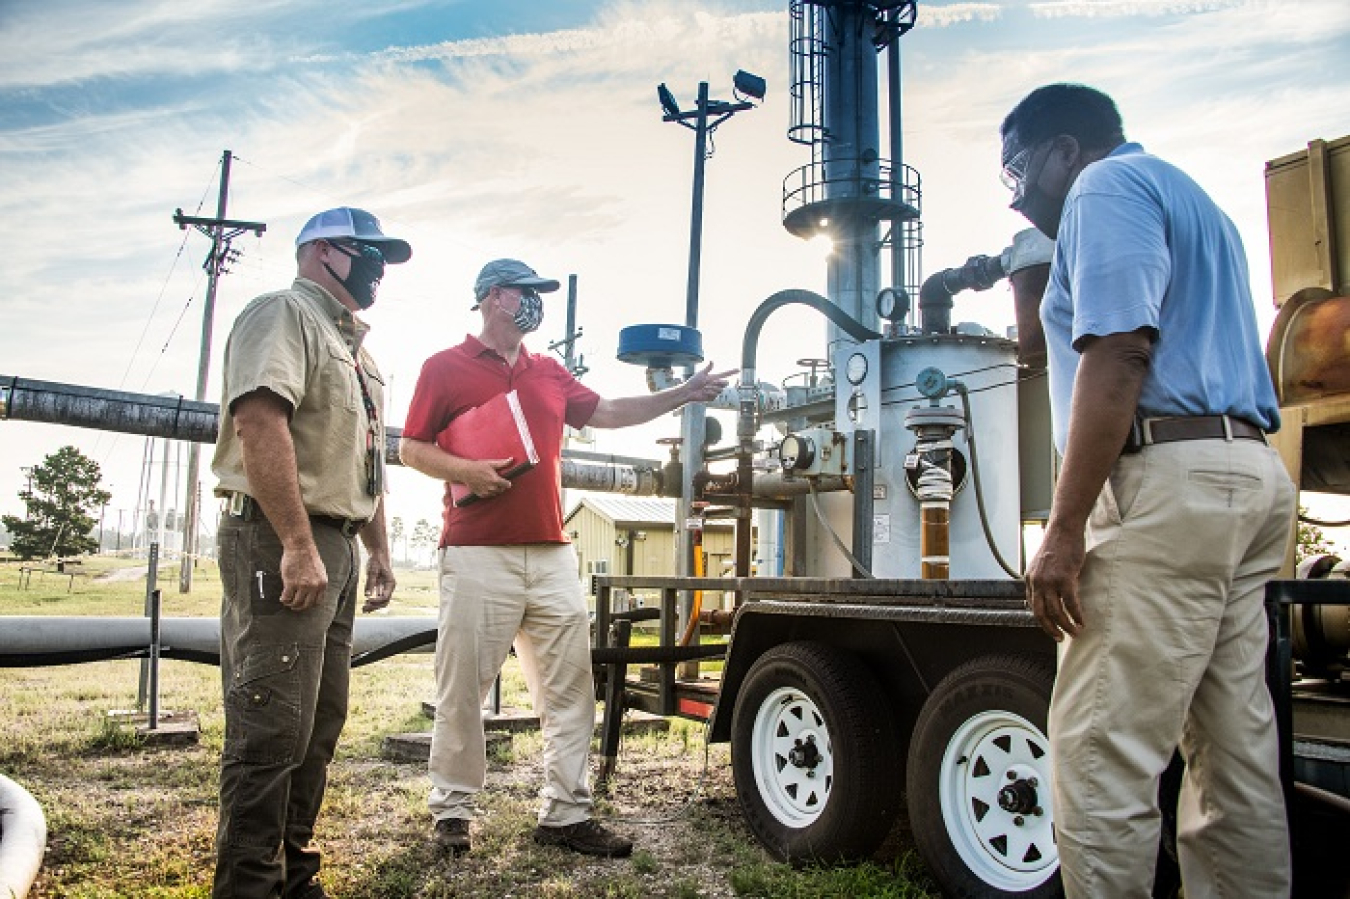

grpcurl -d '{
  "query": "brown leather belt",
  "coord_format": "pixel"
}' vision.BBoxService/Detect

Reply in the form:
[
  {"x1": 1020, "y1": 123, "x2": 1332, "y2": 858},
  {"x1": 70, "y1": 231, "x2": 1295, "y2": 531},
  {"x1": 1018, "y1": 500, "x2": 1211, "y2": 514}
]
[
  {"x1": 227, "y1": 493, "x2": 366, "y2": 537},
  {"x1": 1138, "y1": 415, "x2": 1265, "y2": 447}
]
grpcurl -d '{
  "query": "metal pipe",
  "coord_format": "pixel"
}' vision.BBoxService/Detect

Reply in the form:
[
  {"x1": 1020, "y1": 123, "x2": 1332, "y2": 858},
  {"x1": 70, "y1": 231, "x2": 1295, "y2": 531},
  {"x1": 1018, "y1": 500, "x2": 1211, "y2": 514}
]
[
  {"x1": 2, "y1": 376, "x2": 671, "y2": 498},
  {"x1": 0, "y1": 617, "x2": 437, "y2": 668},
  {"x1": 560, "y1": 459, "x2": 662, "y2": 496},
  {"x1": 1, "y1": 376, "x2": 220, "y2": 444},
  {"x1": 148, "y1": 587, "x2": 162, "y2": 729}
]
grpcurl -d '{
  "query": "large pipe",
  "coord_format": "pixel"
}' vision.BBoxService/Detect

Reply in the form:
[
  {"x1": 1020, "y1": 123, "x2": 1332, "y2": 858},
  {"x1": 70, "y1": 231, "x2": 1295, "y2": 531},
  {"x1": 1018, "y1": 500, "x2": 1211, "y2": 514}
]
[
  {"x1": 916, "y1": 229, "x2": 1054, "y2": 339},
  {"x1": 1, "y1": 375, "x2": 664, "y2": 496},
  {"x1": 0, "y1": 617, "x2": 436, "y2": 668},
  {"x1": 0, "y1": 774, "x2": 45, "y2": 899}
]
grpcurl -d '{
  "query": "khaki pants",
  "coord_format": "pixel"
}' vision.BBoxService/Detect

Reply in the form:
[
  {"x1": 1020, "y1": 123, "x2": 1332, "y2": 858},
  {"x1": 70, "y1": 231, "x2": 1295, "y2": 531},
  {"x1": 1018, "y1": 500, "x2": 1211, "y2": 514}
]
[
  {"x1": 214, "y1": 516, "x2": 358, "y2": 899},
  {"x1": 1051, "y1": 439, "x2": 1295, "y2": 899},
  {"x1": 428, "y1": 543, "x2": 595, "y2": 826}
]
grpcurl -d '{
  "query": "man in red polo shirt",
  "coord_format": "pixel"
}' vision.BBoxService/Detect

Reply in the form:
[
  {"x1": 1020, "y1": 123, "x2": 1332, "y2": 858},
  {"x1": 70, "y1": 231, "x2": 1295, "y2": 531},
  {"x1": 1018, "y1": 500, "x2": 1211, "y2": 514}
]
[{"x1": 400, "y1": 258, "x2": 733, "y2": 858}]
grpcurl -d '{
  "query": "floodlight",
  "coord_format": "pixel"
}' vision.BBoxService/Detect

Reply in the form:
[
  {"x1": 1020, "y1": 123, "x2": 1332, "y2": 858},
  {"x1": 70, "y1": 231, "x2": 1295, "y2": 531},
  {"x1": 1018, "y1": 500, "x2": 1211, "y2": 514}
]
[
  {"x1": 733, "y1": 69, "x2": 766, "y2": 101},
  {"x1": 657, "y1": 83, "x2": 681, "y2": 117}
]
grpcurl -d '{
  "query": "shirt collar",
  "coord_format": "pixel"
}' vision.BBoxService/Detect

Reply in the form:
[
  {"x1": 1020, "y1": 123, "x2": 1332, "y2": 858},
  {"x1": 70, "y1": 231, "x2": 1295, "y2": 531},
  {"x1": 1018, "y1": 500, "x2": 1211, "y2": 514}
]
[
  {"x1": 462, "y1": 333, "x2": 533, "y2": 368},
  {"x1": 293, "y1": 277, "x2": 369, "y2": 352}
]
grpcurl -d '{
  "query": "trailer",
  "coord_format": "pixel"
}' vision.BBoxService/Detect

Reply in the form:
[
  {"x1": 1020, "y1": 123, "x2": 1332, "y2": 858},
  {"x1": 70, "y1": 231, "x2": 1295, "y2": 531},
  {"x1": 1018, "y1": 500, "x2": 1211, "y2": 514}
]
[
  {"x1": 587, "y1": 117, "x2": 1350, "y2": 899},
  {"x1": 2, "y1": 3, "x2": 1346, "y2": 895}
]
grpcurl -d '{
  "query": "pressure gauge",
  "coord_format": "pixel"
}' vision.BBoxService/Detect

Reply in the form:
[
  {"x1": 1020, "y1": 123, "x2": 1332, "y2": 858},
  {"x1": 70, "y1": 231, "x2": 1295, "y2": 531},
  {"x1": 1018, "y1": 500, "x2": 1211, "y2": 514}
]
[
  {"x1": 876, "y1": 286, "x2": 908, "y2": 322},
  {"x1": 915, "y1": 366, "x2": 949, "y2": 399},
  {"x1": 779, "y1": 434, "x2": 816, "y2": 472},
  {"x1": 845, "y1": 352, "x2": 869, "y2": 386}
]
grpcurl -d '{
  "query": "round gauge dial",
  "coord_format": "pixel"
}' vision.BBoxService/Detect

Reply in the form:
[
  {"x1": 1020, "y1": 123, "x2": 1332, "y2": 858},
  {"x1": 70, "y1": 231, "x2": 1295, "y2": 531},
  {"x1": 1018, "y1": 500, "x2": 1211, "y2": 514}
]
[
  {"x1": 845, "y1": 352, "x2": 869, "y2": 386},
  {"x1": 915, "y1": 366, "x2": 948, "y2": 399},
  {"x1": 778, "y1": 434, "x2": 816, "y2": 472},
  {"x1": 876, "y1": 286, "x2": 908, "y2": 322}
]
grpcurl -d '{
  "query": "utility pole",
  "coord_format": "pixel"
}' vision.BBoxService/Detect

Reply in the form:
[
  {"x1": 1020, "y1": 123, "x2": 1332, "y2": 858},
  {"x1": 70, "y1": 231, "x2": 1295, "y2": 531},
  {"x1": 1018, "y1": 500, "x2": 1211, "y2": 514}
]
[
  {"x1": 172, "y1": 150, "x2": 266, "y2": 592},
  {"x1": 547, "y1": 274, "x2": 588, "y2": 379},
  {"x1": 656, "y1": 72, "x2": 764, "y2": 670}
]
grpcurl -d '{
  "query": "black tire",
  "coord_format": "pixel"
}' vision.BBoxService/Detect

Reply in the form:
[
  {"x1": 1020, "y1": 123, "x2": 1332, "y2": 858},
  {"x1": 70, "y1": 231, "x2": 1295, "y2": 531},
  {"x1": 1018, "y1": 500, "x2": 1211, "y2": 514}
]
[
  {"x1": 906, "y1": 654, "x2": 1061, "y2": 898},
  {"x1": 731, "y1": 641, "x2": 903, "y2": 863}
]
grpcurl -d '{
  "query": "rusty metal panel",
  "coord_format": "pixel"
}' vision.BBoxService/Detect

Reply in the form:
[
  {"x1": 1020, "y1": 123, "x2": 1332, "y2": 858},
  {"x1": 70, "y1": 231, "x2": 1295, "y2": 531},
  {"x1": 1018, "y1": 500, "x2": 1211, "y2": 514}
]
[{"x1": 1266, "y1": 135, "x2": 1350, "y2": 305}]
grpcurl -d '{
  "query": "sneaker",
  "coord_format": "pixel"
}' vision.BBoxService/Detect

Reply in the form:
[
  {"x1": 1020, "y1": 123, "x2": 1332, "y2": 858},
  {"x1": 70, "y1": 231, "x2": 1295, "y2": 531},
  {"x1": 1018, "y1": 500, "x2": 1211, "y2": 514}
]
[
  {"x1": 434, "y1": 817, "x2": 471, "y2": 854},
  {"x1": 532, "y1": 819, "x2": 633, "y2": 858}
]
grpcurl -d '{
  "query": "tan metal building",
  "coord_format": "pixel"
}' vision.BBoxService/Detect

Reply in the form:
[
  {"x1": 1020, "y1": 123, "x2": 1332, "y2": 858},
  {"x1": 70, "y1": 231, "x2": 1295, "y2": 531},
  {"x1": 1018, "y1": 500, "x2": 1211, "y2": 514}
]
[{"x1": 563, "y1": 495, "x2": 740, "y2": 606}]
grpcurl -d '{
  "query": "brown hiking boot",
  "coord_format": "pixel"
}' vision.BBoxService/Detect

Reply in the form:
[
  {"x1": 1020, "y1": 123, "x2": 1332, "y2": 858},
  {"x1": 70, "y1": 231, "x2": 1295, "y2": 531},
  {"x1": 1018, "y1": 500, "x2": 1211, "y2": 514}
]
[
  {"x1": 532, "y1": 819, "x2": 633, "y2": 858},
  {"x1": 434, "y1": 817, "x2": 471, "y2": 855}
]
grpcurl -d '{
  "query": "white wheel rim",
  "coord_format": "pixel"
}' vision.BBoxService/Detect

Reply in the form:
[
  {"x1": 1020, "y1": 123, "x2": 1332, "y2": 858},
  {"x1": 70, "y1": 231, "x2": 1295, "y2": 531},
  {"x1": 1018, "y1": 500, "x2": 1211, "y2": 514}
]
[
  {"x1": 750, "y1": 686, "x2": 835, "y2": 827},
  {"x1": 938, "y1": 710, "x2": 1057, "y2": 890}
]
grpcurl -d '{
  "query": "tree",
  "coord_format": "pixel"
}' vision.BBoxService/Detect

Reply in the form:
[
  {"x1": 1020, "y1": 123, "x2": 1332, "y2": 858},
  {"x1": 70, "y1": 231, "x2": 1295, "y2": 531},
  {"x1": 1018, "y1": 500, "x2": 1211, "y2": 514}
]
[
  {"x1": 1296, "y1": 505, "x2": 1338, "y2": 565},
  {"x1": 2, "y1": 446, "x2": 112, "y2": 560},
  {"x1": 412, "y1": 518, "x2": 439, "y2": 566},
  {"x1": 390, "y1": 516, "x2": 405, "y2": 564}
]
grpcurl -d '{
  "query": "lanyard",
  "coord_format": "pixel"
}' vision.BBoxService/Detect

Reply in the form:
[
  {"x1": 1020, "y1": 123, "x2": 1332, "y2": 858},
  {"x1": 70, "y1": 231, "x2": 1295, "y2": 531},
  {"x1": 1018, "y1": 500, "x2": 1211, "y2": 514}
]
[{"x1": 353, "y1": 357, "x2": 383, "y2": 497}]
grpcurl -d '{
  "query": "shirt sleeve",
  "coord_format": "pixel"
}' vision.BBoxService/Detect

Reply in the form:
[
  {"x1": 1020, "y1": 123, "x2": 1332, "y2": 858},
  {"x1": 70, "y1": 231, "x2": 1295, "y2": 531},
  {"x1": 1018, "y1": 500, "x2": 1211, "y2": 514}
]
[
  {"x1": 1061, "y1": 165, "x2": 1169, "y2": 352},
  {"x1": 222, "y1": 294, "x2": 309, "y2": 413},
  {"x1": 556, "y1": 362, "x2": 601, "y2": 429}
]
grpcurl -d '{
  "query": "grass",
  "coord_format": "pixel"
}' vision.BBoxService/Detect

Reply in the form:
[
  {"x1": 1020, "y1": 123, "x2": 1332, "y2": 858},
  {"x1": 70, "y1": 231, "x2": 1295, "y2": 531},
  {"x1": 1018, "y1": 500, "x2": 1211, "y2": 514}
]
[{"x1": 0, "y1": 557, "x2": 939, "y2": 898}]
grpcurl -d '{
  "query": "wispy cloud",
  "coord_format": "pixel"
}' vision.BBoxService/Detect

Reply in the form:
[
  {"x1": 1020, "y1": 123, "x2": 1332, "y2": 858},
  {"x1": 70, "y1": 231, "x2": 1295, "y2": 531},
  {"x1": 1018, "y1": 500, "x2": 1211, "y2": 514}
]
[{"x1": 1029, "y1": 0, "x2": 1246, "y2": 17}]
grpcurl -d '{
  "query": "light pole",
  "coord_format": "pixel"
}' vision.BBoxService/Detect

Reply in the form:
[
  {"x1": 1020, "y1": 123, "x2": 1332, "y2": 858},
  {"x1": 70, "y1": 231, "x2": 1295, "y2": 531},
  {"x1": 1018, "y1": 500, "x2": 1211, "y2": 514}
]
[
  {"x1": 99, "y1": 487, "x2": 111, "y2": 553},
  {"x1": 656, "y1": 71, "x2": 765, "y2": 660}
]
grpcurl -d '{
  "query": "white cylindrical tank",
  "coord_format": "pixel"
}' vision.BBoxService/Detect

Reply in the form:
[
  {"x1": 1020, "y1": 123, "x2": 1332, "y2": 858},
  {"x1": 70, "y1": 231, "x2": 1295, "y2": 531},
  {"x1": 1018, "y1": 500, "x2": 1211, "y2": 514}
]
[{"x1": 869, "y1": 334, "x2": 1022, "y2": 579}]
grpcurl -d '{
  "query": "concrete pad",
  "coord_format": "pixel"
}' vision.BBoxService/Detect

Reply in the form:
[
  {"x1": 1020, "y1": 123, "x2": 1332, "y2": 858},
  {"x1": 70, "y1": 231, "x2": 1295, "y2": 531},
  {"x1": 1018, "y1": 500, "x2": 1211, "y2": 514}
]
[
  {"x1": 126, "y1": 710, "x2": 201, "y2": 746},
  {"x1": 383, "y1": 730, "x2": 509, "y2": 763}
]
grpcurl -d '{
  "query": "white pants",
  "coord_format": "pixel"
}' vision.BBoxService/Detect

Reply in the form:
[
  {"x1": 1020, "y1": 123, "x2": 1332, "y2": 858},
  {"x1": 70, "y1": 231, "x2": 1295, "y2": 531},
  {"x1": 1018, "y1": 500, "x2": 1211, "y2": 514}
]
[
  {"x1": 427, "y1": 543, "x2": 595, "y2": 827},
  {"x1": 1051, "y1": 439, "x2": 1295, "y2": 899}
]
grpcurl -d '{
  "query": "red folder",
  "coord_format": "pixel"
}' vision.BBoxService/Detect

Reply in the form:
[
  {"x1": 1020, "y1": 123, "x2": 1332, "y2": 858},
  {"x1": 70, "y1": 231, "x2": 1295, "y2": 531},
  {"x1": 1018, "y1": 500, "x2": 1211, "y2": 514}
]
[{"x1": 435, "y1": 390, "x2": 539, "y2": 507}]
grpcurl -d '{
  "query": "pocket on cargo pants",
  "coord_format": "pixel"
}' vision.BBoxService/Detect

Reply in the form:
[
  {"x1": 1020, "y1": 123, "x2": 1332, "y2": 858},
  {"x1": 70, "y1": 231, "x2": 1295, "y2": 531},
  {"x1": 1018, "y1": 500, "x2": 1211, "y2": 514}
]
[{"x1": 223, "y1": 643, "x2": 304, "y2": 765}]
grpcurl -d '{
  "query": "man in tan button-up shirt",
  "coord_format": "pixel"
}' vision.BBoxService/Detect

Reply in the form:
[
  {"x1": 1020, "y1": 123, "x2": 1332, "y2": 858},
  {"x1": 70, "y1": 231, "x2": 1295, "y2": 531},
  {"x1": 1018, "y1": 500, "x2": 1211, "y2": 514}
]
[{"x1": 210, "y1": 207, "x2": 410, "y2": 899}]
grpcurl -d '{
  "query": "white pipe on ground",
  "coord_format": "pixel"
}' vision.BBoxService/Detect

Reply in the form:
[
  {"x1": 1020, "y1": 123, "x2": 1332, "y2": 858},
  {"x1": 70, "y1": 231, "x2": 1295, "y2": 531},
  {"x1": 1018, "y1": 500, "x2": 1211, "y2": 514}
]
[{"x1": 0, "y1": 773, "x2": 45, "y2": 899}]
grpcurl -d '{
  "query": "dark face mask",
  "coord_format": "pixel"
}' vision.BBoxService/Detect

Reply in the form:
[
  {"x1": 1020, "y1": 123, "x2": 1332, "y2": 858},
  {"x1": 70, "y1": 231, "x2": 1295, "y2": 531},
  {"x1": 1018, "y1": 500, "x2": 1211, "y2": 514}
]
[
  {"x1": 1011, "y1": 182, "x2": 1064, "y2": 240},
  {"x1": 507, "y1": 289, "x2": 543, "y2": 334},
  {"x1": 325, "y1": 242, "x2": 386, "y2": 310}
]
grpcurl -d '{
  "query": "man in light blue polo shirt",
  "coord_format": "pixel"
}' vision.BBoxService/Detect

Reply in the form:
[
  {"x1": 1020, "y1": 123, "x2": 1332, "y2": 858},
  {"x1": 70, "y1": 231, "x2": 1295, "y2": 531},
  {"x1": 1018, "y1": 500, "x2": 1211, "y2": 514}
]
[{"x1": 1001, "y1": 83, "x2": 1294, "y2": 898}]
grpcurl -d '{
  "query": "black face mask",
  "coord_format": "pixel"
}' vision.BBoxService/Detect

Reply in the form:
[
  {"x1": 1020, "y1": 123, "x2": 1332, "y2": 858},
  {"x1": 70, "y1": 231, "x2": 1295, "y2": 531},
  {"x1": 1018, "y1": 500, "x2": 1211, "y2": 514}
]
[
  {"x1": 1011, "y1": 182, "x2": 1064, "y2": 240},
  {"x1": 325, "y1": 242, "x2": 386, "y2": 310}
]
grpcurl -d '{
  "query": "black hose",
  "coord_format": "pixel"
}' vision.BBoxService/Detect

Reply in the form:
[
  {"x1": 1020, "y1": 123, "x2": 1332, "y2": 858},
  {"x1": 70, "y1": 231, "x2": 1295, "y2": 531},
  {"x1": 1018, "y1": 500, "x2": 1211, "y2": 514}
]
[{"x1": 956, "y1": 384, "x2": 1023, "y2": 579}]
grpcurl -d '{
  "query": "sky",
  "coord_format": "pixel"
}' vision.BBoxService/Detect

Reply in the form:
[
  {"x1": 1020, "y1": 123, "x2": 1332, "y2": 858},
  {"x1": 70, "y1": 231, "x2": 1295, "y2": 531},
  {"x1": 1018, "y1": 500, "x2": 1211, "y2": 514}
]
[{"x1": 2, "y1": 0, "x2": 1349, "y2": 555}]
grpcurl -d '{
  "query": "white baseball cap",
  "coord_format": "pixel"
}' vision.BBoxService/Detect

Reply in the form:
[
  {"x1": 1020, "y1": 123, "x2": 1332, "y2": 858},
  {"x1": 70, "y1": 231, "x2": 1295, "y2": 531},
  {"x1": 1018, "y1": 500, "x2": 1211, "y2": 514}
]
[{"x1": 295, "y1": 207, "x2": 412, "y2": 264}]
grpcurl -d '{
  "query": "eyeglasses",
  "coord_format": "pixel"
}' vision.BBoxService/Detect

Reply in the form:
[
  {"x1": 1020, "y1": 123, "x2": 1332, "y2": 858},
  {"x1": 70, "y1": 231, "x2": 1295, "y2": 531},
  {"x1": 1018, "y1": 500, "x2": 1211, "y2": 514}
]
[
  {"x1": 1001, "y1": 145, "x2": 1037, "y2": 192},
  {"x1": 330, "y1": 240, "x2": 386, "y2": 265}
]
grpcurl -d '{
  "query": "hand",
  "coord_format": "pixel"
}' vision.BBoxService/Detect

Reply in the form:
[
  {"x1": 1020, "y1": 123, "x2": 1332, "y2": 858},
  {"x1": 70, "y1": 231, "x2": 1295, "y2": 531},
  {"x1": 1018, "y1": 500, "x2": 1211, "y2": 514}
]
[
  {"x1": 684, "y1": 362, "x2": 738, "y2": 404},
  {"x1": 280, "y1": 541, "x2": 328, "y2": 611},
  {"x1": 362, "y1": 552, "x2": 396, "y2": 612},
  {"x1": 1025, "y1": 525, "x2": 1086, "y2": 641},
  {"x1": 462, "y1": 457, "x2": 515, "y2": 499}
]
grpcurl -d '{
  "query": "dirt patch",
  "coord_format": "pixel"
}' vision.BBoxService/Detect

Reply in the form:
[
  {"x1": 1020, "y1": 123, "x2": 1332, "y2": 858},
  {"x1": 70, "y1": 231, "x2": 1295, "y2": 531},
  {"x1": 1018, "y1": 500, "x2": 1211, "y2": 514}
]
[{"x1": 93, "y1": 565, "x2": 149, "y2": 583}]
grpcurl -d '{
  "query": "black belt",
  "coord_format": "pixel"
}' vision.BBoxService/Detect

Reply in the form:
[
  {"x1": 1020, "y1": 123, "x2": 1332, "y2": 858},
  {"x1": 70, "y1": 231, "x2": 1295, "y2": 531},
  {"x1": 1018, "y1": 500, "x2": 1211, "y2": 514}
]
[
  {"x1": 227, "y1": 493, "x2": 366, "y2": 537},
  {"x1": 1126, "y1": 414, "x2": 1266, "y2": 452}
]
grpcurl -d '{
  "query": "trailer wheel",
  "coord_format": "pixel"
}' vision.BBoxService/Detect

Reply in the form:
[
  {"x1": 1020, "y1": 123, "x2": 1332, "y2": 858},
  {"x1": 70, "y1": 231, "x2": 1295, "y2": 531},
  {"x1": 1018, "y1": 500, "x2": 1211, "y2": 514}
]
[
  {"x1": 731, "y1": 641, "x2": 902, "y2": 863},
  {"x1": 907, "y1": 654, "x2": 1060, "y2": 898}
]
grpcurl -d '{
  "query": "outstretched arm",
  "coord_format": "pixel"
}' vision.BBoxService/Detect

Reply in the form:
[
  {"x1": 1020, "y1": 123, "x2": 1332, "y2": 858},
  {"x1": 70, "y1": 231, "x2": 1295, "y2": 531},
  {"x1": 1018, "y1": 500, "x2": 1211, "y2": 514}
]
[{"x1": 587, "y1": 362, "x2": 737, "y2": 429}]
